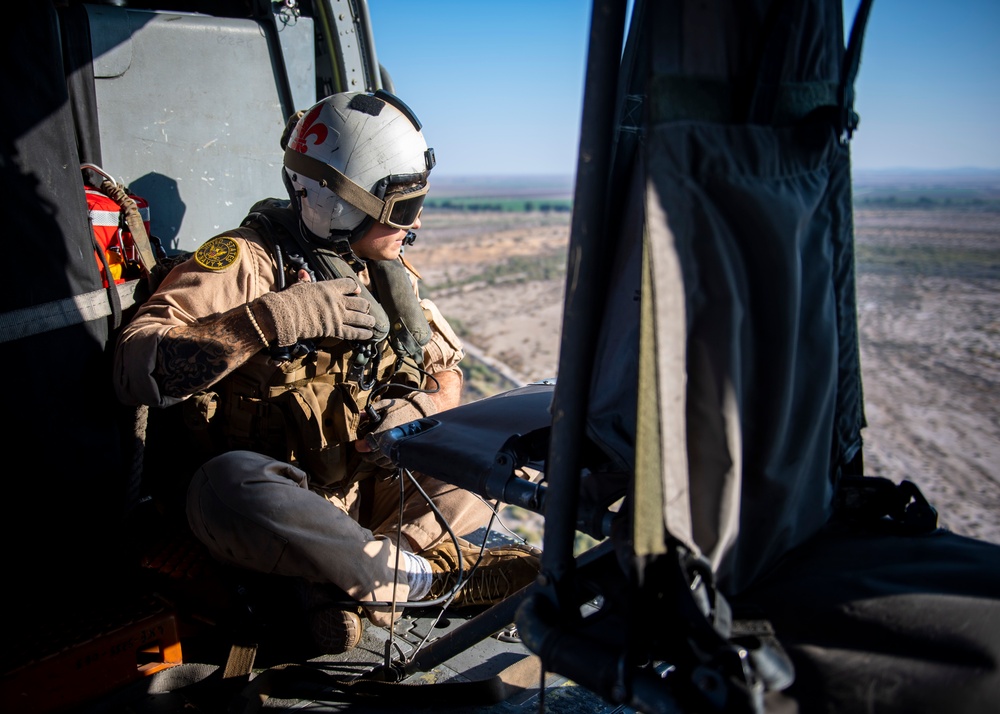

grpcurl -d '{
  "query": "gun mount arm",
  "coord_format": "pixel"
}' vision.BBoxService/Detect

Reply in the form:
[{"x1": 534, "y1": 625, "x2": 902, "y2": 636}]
[{"x1": 369, "y1": 381, "x2": 622, "y2": 541}]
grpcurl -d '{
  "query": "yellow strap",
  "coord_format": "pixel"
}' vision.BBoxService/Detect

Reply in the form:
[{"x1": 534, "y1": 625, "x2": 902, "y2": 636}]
[
  {"x1": 634, "y1": 232, "x2": 668, "y2": 556},
  {"x1": 222, "y1": 643, "x2": 258, "y2": 680},
  {"x1": 100, "y1": 178, "x2": 159, "y2": 274}
]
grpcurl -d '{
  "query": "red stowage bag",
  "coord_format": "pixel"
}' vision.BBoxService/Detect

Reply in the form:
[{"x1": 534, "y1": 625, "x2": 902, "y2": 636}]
[{"x1": 86, "y1": 185, "x2": 151, "y2": 287}]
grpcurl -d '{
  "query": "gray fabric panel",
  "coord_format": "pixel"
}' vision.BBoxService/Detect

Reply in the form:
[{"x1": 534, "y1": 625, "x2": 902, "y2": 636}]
[
  {"x1": 646, "y1": 119, "x2": 850, "y2": 593},
  {"x1": 586, "y1": 161, "x2": 643, "y2": 474},
  {"x1": 606, "y1": 0, "x2": 868, "y2": 594}
]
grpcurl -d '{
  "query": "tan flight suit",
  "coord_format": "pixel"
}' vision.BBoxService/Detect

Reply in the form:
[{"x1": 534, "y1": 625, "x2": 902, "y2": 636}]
[{"x1": 114, "y1": 227, "x2": 492, "y2": 626}]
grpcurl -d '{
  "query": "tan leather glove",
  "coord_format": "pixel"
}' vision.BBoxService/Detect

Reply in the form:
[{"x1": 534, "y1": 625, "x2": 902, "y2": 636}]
[
  {"x1": 368, "y1": 392, "x2": 438, "y2": 434},
  {"x1": 359, "y1": 392, "x2": 438, "y2": 469},
  {"x1": 253, "y1": 277, "x2": 376, "y2": 346}
]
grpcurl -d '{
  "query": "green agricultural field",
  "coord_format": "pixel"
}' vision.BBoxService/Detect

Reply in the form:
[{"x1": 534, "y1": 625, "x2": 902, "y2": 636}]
[
  {"x1": 854, "y1": 192, "x2": 1000, "y2": 209},
  {"x1": 425, "y1": 196, "x2": 573, "y2": 213},
  {"x1": 852, "y1": 169, "x2": 1000, "y2": 209}
]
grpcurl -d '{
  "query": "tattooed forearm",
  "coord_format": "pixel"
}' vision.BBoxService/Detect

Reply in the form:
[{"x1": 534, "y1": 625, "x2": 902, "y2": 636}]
[{"x1": 155, "y1": 305, "x2": 264, "y2": 398}]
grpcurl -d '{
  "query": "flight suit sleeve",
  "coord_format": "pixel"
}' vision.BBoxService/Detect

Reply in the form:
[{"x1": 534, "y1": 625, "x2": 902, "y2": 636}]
[
  {"x1": 113, "y1": 233, "x2": 278, "y2": 408},
  {"x1": 420, "y1": 298, "x2": 464, "y2": 374}
]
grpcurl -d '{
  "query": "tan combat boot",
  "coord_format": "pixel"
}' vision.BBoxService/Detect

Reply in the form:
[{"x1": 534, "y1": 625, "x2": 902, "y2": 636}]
[
  {"x1": 299, "y1": 582, "x2": 365, "y2": 654},
  {"x1": 308, "y1": 605, "x2": 364, "y2": 654},
  {"x1": 421, "y1": 538, "x2": 542, "y2": 607}
]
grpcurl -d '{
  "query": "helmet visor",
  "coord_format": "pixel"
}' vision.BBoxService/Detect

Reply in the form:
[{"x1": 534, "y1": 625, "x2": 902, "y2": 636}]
[{"x1": 380, "y1": 182, "x2": 429, "y2": 229}]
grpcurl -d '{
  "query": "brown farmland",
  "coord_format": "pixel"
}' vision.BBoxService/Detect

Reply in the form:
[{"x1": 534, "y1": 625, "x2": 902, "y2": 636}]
[{"x1": 411, "y1": 202, "x2": 1000, "y2": 546}]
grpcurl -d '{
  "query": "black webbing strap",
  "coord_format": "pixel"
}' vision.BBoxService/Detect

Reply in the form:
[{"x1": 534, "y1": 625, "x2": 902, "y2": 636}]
[
  {"x1": 228, "y1": 653, "x2": 542, "y2": 714},
  {"x1": 839, "y1": 0, "x2": 876, "y2": 139},
  {"x1": 250, "y1": 0, "x2": 296, "y2": 120}
]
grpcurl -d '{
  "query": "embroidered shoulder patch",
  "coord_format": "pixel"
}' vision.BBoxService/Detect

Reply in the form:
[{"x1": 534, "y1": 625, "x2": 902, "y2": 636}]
[{"x1": 194, "y1": 236, "x2": 240, "y2": 271}]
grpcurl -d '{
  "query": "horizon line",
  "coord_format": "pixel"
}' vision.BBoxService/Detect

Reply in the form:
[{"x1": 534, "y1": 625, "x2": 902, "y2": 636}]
[{"x1": 430, "y1": 167, "x2": 1000, "y2": 180}]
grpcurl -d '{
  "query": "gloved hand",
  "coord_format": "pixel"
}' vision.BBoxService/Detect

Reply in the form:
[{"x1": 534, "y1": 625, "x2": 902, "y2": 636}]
[
  {"x1": 253, "y1": 277, "x2": 376, "y2": 346},
  {"x1": 368, "y1": 392, "x2": 437, "y2": 434},
  {"x1": 357, "y1": 392, "x2": 437, "y2": 469}
]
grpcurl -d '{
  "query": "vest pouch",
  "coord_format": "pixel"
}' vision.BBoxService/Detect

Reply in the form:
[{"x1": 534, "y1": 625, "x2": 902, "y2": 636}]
[
  {"x1": 183, "y1": 391, "x2": 219, "y2": 426},
  {"x1": 272, "y1": 377, "x2": 362, "y2": 489},
  {"x1": 185, "y1": 392, "x2": 219, "y2": 449},
  {"x1": 215, "y1": 363, "x2": 293, "y2": 461},
  {"x1": 179, "y1": 391, "x2": 222, "y2": 455}
]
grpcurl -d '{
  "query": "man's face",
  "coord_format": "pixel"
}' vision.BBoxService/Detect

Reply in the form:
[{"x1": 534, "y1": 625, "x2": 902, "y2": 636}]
[{"x1": 353, "y1": 212, "x2": 421, "y2": 262}]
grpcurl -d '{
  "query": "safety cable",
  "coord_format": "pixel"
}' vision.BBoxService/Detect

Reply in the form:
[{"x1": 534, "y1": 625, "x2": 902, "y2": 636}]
[
  {"x1": 470, "y1": 492, "x2": 533, "y2": 547},
  {"x1": 401, "y1": 478, "x2": 502, "y2": 665},
  {"x1": 398, "y1": 355, "x2": 443, "y2": 397},
  {"x1": 365, "y1": 354, "x2": 442, "y2": 404},
  {"x1": 361, "y1": 354, "x2": 442, "y2": 426},
  {"x1": 383, "y1": 471, "x2": 407, "y2": 669}
]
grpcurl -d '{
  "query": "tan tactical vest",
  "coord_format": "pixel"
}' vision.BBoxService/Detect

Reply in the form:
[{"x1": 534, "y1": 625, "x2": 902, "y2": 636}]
[
  {"x1": 185, "y1": 328, "x2": 424, "y2": 491},
  {"x1": 178, "y1": 210, "x2": 432, "y2": 491}
]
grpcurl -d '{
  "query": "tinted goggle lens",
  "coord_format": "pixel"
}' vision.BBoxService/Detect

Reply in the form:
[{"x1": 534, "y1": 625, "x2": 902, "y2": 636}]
[{"x1": 381, "y1": 183, "x2": 428, "y2": 229}]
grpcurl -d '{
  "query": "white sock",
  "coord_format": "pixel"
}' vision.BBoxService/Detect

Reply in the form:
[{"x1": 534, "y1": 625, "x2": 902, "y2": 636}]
[{"x1": 401, "y1": 550, "x2": 433, "y2": 601}]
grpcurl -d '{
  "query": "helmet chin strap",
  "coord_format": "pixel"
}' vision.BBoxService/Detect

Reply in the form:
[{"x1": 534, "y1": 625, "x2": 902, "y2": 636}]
[{"x1": 325, "y1": 214, "x2": 374, "y2": 271}]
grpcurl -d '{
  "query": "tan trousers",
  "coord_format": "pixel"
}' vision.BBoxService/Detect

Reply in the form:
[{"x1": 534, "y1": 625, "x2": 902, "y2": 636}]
[{"x1": 186, "y1": 450, "x2": 493, "y2": 626}]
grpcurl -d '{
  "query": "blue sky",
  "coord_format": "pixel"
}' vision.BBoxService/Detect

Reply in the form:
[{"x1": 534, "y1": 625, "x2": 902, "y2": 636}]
[{"x1": 369, "y1": 0, "x2": 999, "y2": 177}]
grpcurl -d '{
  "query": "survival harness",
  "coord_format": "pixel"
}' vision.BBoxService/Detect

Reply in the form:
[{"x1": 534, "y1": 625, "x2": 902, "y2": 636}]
[{"x1": 242, "y1": 197, "x2": 432, "y2": 368}]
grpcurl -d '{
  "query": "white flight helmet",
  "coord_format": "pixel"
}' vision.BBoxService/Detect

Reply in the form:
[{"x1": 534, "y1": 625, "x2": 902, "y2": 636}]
[{"x1": 281, "y1": 90, "x2": 435, "y2": 245}]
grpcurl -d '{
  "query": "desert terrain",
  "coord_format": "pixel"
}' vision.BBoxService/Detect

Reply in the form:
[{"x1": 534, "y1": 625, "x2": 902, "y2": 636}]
[
  {"x1": 411, "y1": 196, "x2": 1000, "y2": 546},
  {"x1": 853, "y1": 207, "x2": 1000, "y2": 543}
]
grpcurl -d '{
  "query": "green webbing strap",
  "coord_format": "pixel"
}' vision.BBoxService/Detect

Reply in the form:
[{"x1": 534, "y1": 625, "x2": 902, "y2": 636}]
[
  {"x1": 633, "y1": 233, "x2": 667, "y2": 557},
  {"x1": 0, "y1": 279, "x2": 141, "y2": 344},
  {"x1": 242, "y1": 206, "x2": 391, "y2": 342}
]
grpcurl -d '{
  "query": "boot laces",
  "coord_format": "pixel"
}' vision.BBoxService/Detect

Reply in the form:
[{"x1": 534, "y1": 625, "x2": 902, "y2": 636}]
[
  {"x1": 431, "y1": 549, "x2": 512, "y2": 606},
  {"x1": 451, "y1": 561, "x2": 512, "y2": 606}
]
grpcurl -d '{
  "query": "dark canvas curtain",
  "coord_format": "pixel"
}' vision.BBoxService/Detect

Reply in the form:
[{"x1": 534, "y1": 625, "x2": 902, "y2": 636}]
[{"x1": 1, "y1": 2, "x2": 129, "y2": 612}]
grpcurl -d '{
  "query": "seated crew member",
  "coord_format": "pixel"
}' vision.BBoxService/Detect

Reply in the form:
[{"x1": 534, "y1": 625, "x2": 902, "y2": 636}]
[{"x1": 113, "y1": 90, "x2": 540, "y2": 653}]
